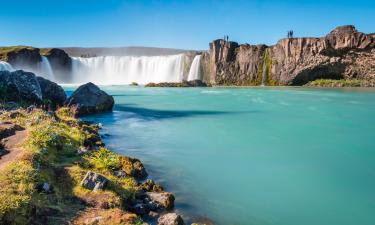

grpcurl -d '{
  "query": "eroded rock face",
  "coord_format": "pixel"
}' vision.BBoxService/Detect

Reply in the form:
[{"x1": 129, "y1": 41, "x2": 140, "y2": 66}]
[
  {"x1": 5, "y1": 47, "x2": 42, "y2": 72},
  {"x1": 42, "y1": 48, "x2": 72, "y2": 83},
  {"x1": 65, "y1": 82, "x2": 114, "y2": 115},
  {"x1": 0, "y1": 70, "x2": 42, "y2": 102},
  {"x1": 37, "y1": 76, "x2": 67, "y2": 107},
  {"x1": 157, "y1": 213, "x2": 185, "y2": 225},
  {"x1": 202, "y1": 25, "x2": 375, "y2": 85}
]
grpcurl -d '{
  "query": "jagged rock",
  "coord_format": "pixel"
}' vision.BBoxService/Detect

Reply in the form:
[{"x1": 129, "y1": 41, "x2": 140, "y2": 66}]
[
  {"x1": 119, "y1": 156, "x2": 148, "y2": 179},
  {"x1": 157, "y1": 213, "x2": 185, "y2": 225},
  {"x1": 65, "y1": 82, "x2": 114, "y2": 115},
  {"x1": 36, "y1": 182, "x2": 53, "y2": 193},
  {"x1": 146, "y1": 192, "x2": 175, "y2": 210},
  {"x1": 80, "y1": 171, "x2": 108, "y2": 191},
  {"x1": 202, "y1": 25, "x2": 375, "y2": 86},
  {"x1": 141, "y1": 179, "x2": 163, "y2": 192},
  {"x1": 0, "y1": 70, "x2": 42, "y2": 102},
  {"x1": 37, "y1": 76, "x2": 67, "y2": 107}
]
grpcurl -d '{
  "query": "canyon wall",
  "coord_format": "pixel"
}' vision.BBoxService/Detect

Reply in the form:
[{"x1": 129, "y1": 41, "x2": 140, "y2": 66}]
[{"x1": 202, "y1": 25, "x2": 375, "y2": 85}]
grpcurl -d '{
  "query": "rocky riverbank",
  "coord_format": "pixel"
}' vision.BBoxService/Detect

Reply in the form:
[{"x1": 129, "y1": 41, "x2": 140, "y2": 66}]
[{"x1": 0, "y1": 71, "x2": 189, "y2": 225}]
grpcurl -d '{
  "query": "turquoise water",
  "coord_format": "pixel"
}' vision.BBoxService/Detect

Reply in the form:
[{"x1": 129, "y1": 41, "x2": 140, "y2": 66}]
[{"x1": 73, "y1": 86, "x2": 375, "y2": 225}]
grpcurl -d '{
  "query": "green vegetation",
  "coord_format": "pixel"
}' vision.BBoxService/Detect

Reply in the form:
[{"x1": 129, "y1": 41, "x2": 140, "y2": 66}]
[
  {"x1": 0, "y1": 107, "x2": 142, "y2": 224},
  {"x1": 0, "y1": 46, "x2": 35, "y2": 61},
  {"x1": 307, "y1": 79, "x2": 362, "y2": 87}
]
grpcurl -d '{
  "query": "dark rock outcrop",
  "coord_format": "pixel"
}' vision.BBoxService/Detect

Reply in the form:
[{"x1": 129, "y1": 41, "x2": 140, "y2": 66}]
[
  {"x1": 65, "y1": 82, "x2": 114, "y2": 115},
  {"x1": 2, "y1": 47, "x2": 42, "y2": 72},
  {"x1": 0, "y1": 70, "x2": 42, "y2": 102},
  {"x1": 42, "y1": 48, "x2": 72, "y2": 83},
  {"x1": 37, "y1": 76, "x2": 67, "y2": 107},
  {"x1": 202, "y1": 25, "x2": 375, "y2": 86}
]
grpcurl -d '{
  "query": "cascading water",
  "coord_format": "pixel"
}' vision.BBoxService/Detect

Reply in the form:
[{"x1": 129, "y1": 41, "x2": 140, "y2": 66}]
[
  {"x1": 0, "y1": 61, "x2": 14, "y2": 71},
  {"x1": 187, "y1": 55, "x2": 202, "y2": 81},
  {"x1": 71, "y1": 54, "x2": 186, "y2": 85},
  {"x1": 38, "y1": 56, "x2": 55, "y2": 81}
]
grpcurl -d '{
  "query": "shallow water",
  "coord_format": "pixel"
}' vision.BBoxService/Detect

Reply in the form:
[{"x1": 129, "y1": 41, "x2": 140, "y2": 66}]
[{"x1": 69, "y1": 86, "x2": 375, "y2": 225}]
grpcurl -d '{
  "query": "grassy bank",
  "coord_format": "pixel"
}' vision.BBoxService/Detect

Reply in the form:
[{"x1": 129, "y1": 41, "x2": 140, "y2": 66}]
[
  {"x1": 0, "y1": 106, "x2": 145, "y2": 225},
  {"x1": 306, "y1": 79, "x2": 375, "y2": 87}
]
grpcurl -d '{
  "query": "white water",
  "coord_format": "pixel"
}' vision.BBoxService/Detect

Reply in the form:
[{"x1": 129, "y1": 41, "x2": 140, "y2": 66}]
[
  {"x1": 187, "y1": 55, "x2": 202, "y2": 81},
  {"x1": 72, "y1": 54, "x2": 186, "y2": 85},
  {"x1": 38, "y1": 56, "x2": 55, "y2": 81},
  {"x1": 0, "y1": 61, "x2": 14, "y2": 71}
]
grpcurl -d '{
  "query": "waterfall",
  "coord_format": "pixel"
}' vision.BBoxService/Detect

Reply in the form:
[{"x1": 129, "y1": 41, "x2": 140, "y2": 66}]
[
  {"x1": 71, "y1": 54, "x2": 185, "y2": 85},
  {"x1": 0, "y1": 61, "x2": 14, "y2": 71},
  {"x1": 187, "y1": 55, "x2": 202, "y2": 81},
  {"x1": 38, "y1": 56, "x2": 55, "y2": 81}
]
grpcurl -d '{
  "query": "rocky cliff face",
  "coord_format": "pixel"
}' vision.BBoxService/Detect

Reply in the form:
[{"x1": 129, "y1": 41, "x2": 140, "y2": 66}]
[
  {"x1": 202, "y1": 25, "x2": 375, "y2": 85},
  {"x1": 1, "y1": 47, "x2": 42, "y2": 72},
  {"x1": 42, "y1": 48, "x2": 72, "y2": 83}
]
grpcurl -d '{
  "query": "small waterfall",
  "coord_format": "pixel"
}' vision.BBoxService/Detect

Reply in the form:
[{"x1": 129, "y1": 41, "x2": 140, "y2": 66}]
[
  {"x1": 72, "y1": 54, "x2": 185, "y2": 85},
  {"x1": 187, "y1": 55, "x2": 202, "y2": 81},
  {"x1": 0, "y1": 61, "x2": 14, "y2": 71},
  {"x1": 38, "y1": 56, "x2": 55, "y2": 81}
]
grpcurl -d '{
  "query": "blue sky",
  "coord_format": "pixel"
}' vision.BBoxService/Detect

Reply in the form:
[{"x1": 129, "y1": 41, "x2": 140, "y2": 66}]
[{"x1": 0, "y1": 0, "x2": 374, "y2": 50}]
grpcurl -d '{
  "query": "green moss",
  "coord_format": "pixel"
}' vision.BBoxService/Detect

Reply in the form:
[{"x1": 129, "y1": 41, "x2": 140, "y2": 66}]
[
  {"x1": 0, "y1": 46, "x2": 35, "y2": 61},
  {"x1": 306, "y1": 79, "x2": 362, "y2": 87}
]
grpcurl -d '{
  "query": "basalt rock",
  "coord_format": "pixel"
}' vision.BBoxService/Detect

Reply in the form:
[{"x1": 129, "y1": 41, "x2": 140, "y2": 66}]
[
  {"x1": 37, "y1": 76, "x2": 67, "y2": 107},
  {"x1": 42, "y1": 48, "x2": 72, "y2": 83},
  {"x1": 0, "y1": 70, "x2": 42, "y2": 102},
  {"x1": 65, "y1": 82, "x2": 114, "y2": 115},
  {"x1": 202, "y1": 25, "x2": 375, "y2": 86},
  {"x1": 2, "y1": 47, "x2": 42, "y2": 72}
]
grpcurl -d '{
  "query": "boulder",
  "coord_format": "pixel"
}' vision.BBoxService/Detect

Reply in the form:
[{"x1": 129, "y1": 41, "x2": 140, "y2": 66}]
[
  {"x1": 37, "y1": 76, "x2": 67, "y2": 107},
  {"x1": 157, "y1": 213, "x2": 185, "y2": 225},
  {"x1": 0, "y1": 70, "x2": 42, "y2": 102},
  {"x1": 146, "y1": 192, "x2": 175, "y2": 210},
  {"x1": 80, "y1": 171, "x2": 108, "y2": 191},
  {"x1": 119, "y1": 156, "x2": 148, "y2": 179},
  {"x1": 65, "y1": 82, "x2": 114, "y2": 115}
]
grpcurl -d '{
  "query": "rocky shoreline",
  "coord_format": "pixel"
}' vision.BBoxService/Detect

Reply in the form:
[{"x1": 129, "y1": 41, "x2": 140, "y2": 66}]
[{"x1": 0, "y1": 71, "x2": 190, "y2": 225}]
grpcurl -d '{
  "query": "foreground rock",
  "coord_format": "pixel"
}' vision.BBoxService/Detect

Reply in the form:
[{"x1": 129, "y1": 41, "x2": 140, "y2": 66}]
[
  {"x1": 65, "y1": 82, "x2": 114, "y2": 115},
  {"x1": 80, "y1": 171, "x2": 108, "y2": 191},
  {"x1": 158, "y1": 213, "x2": 185, "y2": 225},
  {"x1": 202, "y1": 25, "x2": 375, "y2": 86},
  {"x1": 146, "y1": 192, "x2": 175, "y2": 210},
  {"x1": 0, "y1": 70, "x2": 42, "y2": 102},
  {"x1": 37, "y1": 76, "x2": 67, "y2": 107}
]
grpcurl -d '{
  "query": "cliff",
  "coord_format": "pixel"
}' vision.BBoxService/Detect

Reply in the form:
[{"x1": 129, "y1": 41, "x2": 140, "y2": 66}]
[{"x1": 202, "y1": 25, "x2": 375, "y2": 85}]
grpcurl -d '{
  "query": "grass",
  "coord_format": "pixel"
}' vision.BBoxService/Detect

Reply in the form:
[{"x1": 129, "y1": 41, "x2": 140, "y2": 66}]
[
  {"x1": 306, "y1": 79, "x2": 362, "y2": 87},
  {"x1": 0, "y1": 107, "x2": 143, "y2": 224},
  {"x1": 0, "y1": 46, "x2": 36, "y2": 61}
]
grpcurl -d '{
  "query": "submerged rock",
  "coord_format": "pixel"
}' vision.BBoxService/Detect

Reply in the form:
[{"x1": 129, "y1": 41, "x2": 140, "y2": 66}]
[
  {"x1": 65, "y1": 82, "x2": 114, "y2": 115},
  {"x1": 157, "y1": 213, "x2": 185, "y2": 225},
  {"x1": 37, "y1": 76, "x2": 67, "y2": 107},
  {"x1": 80, "y1": 171, "x2": 108, "y2": 191}
]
